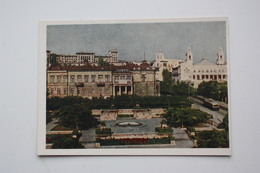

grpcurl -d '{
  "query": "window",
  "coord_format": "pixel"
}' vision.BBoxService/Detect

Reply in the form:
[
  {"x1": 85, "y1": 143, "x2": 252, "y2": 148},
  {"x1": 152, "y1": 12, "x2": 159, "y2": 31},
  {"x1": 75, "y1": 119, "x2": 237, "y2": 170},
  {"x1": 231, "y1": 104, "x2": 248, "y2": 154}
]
[
  {"x1": 50, "y1": 88, "x2": 54, "y2": 95},
  {"x1": 50, "y1": 76, "x2": 55, "y2": 83},
  {"x1": 84, "y1": 75, "x2": 89, "y2": 82},
  {"x1": 77, "y1": 75, "x2": 82, "y2": 82},
  {"x1": 70, "y1": 88, "x2": 74, "y2": 95},
  {"x1": 91, "y1": 75, "x2": 96, "y2": 82},
  {"x1": 57, "y1": 88, "x2": 60, "y2": 94},
  {"x1": 141, "y1": 74, "x2": 146, "y2": 82},
  {"x1": 98, "y1": 75, "x2": 103, "y2": 82},
  {"x1": 115, "y1": 76, "x2": 119, "y2": 80},
  {"x1": 120, "y1": 75, "x2": 125, "y2": 80},
  {"x1": 105, "y1": 75, "x2": 110, "y2": 82},
  {"x1": 63, "y1": 76, "x2": 67, "y2": 83},
  {"x1": 126, "y1": 75, "x2": 131, "y2": 80},
  {"x1": 57, "y1": 76, "x2": 61, "y2": 83},
  {"x1": 70, "y1": 75, "x2": 75, "y2": 83},
  {"x1": 64, "y1": 89, "x2": 67, "y2": 95}
]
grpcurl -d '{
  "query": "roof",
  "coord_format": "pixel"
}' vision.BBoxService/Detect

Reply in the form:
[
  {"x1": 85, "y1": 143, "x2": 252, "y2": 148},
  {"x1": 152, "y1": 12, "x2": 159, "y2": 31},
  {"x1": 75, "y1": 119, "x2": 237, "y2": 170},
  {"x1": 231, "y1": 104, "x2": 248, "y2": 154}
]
[
  {"x1": 196, "y1": 58, "x2": 215, "y2": 65},
  {"x1": 76, "y1": 52, "x2": 95, "y2": 55},
  {"x1": 49, "y1": 61, "x2": 154, "y2": 72}
]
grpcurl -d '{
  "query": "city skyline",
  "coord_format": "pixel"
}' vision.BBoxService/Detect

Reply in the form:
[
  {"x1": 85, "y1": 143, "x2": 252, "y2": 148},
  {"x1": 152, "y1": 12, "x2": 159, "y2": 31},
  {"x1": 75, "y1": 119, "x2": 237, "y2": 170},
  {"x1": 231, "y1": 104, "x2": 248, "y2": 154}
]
[{"x1": 47, "y1": 21, "x2": 227, "y2": 63}]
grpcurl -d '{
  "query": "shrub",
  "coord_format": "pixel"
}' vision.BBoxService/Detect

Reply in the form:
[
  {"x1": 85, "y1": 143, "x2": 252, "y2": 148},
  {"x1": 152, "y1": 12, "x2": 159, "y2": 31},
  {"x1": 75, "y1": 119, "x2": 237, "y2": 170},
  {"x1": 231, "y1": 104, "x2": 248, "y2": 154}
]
[{"x1": 155, "y1": 127, "x2": 173, "y2": 134}]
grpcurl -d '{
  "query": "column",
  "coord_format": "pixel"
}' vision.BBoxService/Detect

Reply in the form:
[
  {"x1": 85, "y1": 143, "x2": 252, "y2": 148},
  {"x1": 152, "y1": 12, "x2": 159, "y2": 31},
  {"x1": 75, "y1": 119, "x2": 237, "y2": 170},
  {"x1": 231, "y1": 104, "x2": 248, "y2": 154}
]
[{"x1": 113, "y1": 86, "x2": 115, "y2": 96}]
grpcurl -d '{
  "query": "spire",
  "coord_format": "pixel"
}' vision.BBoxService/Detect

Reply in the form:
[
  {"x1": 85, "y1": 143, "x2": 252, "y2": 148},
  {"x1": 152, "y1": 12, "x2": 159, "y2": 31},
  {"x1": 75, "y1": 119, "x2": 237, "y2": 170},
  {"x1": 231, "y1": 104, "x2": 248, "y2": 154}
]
[
  {"x1": 186, "y1": 47, "x2": 193, "y2": 64},
  {"x1": 217, "y1": 47, "x2": 225, "y2": 65}
]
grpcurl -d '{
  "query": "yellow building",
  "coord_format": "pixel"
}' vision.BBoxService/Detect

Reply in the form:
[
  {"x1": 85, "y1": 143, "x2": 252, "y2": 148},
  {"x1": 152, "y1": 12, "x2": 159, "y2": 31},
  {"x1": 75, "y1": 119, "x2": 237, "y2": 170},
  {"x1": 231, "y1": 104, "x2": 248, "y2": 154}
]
[{"x1": 47, "y1": 61, "x2": 160, "y2": 99}]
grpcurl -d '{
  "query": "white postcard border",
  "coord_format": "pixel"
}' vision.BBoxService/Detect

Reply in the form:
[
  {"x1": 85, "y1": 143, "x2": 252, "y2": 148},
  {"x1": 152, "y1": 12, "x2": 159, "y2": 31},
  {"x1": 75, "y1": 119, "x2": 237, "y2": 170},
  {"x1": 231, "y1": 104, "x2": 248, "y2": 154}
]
[{"x1": 38, "y1": 17, "x2": 231, "y2": 156}]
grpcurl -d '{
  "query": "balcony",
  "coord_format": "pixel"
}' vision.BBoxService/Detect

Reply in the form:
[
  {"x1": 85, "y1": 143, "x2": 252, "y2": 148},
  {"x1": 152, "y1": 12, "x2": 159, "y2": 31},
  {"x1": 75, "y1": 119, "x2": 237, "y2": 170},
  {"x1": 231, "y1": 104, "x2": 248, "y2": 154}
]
[
  {"x1": 114, "y1": 79, "x2": 132, "y2": 85},
  {"x1": 96, "y1": 82, "x2": 105, "y2": 87},
  {"x1": 75, "y1": 82, "x2": 84, "y2": 87}
]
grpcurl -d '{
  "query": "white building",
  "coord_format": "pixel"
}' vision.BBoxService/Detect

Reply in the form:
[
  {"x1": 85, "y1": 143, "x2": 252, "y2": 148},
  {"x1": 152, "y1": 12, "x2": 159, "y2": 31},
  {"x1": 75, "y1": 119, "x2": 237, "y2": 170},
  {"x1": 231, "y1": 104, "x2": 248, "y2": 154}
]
[
  {"x1": 152, "y1": 53, "x2": 182, "y2": 81},
  {"x1": 173, "y1": 48, "x2": 227, "y2": 88},
  {"x1": 56, "y1": 50, "x2": 118, "y2": 65}
]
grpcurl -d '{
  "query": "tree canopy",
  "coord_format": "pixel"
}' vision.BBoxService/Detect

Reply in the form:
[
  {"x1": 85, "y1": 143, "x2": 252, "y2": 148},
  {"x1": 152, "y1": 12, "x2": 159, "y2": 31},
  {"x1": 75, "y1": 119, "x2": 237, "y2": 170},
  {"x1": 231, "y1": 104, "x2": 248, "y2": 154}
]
[
  {"x1": 160, "y1": 69, "x2": 195, "y2": 97},
  {"x1": 54, "y1": 104, "x2": 99, "y2": 130},
  {"x1": 98, "y1": 58, "x2": 110, "y2": 67},
  {"x1": 197, "y1": 131, "x2": 229, "y2": 148},
  {"x1": 197, "y1": 81, "x2": 228, "y2": 102},
  {"x1": 47, "y1": 95, "x2": 191, "y2": 111},
  {"x1": 164, "y1": 108, "x2": 211, "y2": 128}
]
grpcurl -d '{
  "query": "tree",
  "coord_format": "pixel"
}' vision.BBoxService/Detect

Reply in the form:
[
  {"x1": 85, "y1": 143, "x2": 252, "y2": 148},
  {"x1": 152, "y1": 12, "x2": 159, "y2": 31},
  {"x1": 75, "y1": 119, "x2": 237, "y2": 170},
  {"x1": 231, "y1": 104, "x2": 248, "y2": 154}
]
[
  {"x1": 55, "y1": 104, "x2": 99, "y2": 130},
  {"x1": 218, "y1": 114, "x2": 229, "y2": 131},
  {"x1": 50, "y1": 53, "x2": 58, "y2": 66},
  {"x1": 197, "y1": 131, "x2": 229, "y2": 148},
  {"x1": 51, "y1": 135, "x2": 84, "y2": 149},
  {"x1": 197, "y1": 81, "x2": 228, "y2": 102},
  {"x1": 160, "y1": 69, "x2": 174, "y2": 95},
  {"x1": 164, "y1": 108, "x2": 210, "y2": 128},
  {"x1": 160, "y1": 69, "x2": 195, "y2": 97},
  {"x1": 98, "y1": 58, "x2": 110, "y2": 66}
]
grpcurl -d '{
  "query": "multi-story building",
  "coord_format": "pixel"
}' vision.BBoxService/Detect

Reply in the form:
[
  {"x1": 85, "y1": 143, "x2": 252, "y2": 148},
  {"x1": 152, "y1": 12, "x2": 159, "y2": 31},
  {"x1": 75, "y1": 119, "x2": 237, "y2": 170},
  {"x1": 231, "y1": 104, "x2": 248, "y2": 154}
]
[
  {"x1": 152, "y1": 53, "x2": 182, "y2": 81},
  {"x1": 173, "y1": 48, "x2": 227, "y2": 88},
  {"x1": 56, "y1": 50, "x2": 118, "y2": 65},
  {"x1": 47, "y1": 61, "x2": 160, "y2": 99}
]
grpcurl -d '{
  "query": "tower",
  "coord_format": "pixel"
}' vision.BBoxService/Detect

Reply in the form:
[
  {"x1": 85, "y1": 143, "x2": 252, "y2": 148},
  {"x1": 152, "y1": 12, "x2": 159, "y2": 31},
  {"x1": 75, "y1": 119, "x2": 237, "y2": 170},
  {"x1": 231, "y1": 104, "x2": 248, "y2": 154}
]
[
  {"x1": 156, "y1": 53, "x2": 164, "y2": 60},
  {"x1": 186, "y1": 47, "x2": 193, "y2": 64},
  {"x1": 108, "y1": 49, "x2": 118, "y2": 62},
  {"x1": 217, "y1": 47, "x2": 225, "y2": 65}
]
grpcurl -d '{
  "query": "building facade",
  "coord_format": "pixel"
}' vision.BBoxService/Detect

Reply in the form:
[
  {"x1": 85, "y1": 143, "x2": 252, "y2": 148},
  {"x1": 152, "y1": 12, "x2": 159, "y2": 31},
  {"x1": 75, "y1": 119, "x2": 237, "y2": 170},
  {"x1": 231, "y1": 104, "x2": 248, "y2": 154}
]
[
  {"x1": 152, "y1": 53, "x2": 182, "y2": 81},
  {"x1": 173, "y1": 48, "x2": 227, "y2": 88},
  {"x1": 47, "y1": 62, "x2": 160, "y2": 99},
  {"x1": 56, "y1": 50, "x2": 118, "y2": 65}
]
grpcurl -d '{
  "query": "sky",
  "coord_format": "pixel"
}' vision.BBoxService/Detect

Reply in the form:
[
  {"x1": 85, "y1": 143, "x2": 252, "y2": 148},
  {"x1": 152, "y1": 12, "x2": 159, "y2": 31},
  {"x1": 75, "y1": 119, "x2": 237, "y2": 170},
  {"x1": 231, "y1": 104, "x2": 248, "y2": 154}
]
[{"x1": 47, "y1": 20, "x2": 227, "y2": 63}]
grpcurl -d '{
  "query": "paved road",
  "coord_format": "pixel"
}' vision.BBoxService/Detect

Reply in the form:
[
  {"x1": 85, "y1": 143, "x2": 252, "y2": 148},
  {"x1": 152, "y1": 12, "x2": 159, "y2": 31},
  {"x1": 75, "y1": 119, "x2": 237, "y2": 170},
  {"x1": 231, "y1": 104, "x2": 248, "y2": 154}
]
[
  {"x1": 79, "y1": 128, "x2": 96, "y2": 143},
  {"x1": 172, "y1": 128, "x2": 194, "y2": 148},
  {"x1": 192, "y1": 103, "x2": 225, "y2": 125},
  {"x1": 46, "y1": 119, "x2": 58, "y2": 132}
]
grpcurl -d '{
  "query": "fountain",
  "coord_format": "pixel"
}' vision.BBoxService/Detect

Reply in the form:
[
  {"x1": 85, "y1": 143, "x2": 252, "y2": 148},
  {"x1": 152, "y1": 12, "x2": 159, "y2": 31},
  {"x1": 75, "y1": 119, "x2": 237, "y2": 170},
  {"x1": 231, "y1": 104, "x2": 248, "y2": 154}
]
[{"x1": 116, "y1": 121, "x2": 142, "y2": 127}]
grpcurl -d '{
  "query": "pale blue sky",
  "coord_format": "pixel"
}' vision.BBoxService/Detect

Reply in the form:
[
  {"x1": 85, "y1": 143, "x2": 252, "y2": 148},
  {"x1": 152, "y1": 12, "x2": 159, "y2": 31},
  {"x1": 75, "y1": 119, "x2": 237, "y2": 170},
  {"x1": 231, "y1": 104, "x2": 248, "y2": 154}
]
[{"x1": 47, "y1": 21, "x2": 227, "y2": 63}]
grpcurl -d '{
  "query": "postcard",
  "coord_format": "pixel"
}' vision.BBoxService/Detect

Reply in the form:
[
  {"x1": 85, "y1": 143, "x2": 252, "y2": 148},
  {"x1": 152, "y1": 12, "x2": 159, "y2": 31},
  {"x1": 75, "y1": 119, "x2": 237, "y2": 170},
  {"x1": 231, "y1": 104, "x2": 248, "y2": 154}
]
[{"x1": 38, "y1": 18, "x2": 231, "y2": 155}]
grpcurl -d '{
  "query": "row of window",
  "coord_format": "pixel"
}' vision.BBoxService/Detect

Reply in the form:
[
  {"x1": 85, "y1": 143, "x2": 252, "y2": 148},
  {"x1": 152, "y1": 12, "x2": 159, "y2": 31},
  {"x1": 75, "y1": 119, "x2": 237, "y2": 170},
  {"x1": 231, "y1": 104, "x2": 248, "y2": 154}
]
[
  {"x1": 185, "y1": 69, "x2": 225, "y2": 73},
  {"x1": 50, "y1": 75, "x2": 111, "y2": 83},
  {"x1": 192, "y1": 74, "x2": 226, "y2": 80},
  {"x1": 50, "y1": 87, "x2": 111, "y2": 95},
  {"x1": 114, "y1": 75, "x2": 132, "y2": 80}
]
